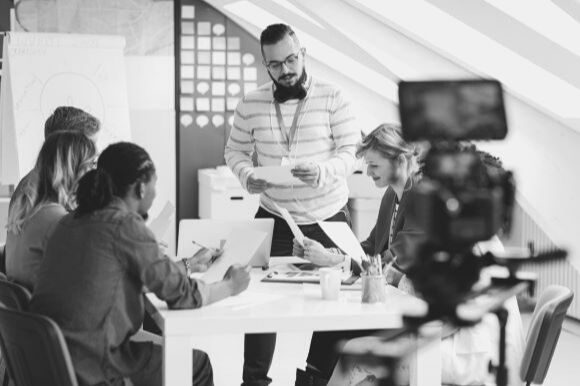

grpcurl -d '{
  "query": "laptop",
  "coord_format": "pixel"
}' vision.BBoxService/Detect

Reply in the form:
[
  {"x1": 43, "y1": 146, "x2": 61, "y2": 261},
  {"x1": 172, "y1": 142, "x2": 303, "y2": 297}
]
[{"x1": 177, "y1": 219, "x2": 275, "y2": 268}]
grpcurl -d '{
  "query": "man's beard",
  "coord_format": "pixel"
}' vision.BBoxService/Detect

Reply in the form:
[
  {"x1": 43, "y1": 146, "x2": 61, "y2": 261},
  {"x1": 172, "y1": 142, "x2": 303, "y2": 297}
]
[{"x1": 271, "y1": 69, "x2": 307, "y2": 103}]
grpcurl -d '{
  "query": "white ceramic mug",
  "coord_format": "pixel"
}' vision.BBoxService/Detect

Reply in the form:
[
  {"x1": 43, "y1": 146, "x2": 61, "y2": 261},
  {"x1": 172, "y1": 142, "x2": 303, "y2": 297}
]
[{"x1": 319, "y1": 267, "x2": 342, "y2": 300}]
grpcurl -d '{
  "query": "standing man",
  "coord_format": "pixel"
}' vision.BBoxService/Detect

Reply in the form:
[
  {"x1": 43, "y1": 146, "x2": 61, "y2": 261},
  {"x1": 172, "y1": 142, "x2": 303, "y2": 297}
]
[{"x1": 225, "y1": 24, "x2": 360, "y2": 386}]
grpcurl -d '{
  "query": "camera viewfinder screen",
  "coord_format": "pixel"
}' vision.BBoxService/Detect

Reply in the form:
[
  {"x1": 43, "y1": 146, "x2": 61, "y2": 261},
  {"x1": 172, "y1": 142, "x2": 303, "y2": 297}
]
[{"x1": 398, "y1": 80, "x2": 508, "y2": 141}]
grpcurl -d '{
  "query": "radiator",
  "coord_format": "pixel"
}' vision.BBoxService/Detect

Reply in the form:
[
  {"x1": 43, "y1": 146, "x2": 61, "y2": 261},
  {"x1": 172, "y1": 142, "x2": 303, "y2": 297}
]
[{"x1": 503, "y1": 197, "x2": 580, "y2": 319}]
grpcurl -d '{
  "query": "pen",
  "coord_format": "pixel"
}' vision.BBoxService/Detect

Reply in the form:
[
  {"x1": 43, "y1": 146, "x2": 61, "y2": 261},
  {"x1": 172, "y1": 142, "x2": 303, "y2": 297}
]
[
  {"x1": 191, "y1": 240, "x2": 210, "y2": 250},
  {"x1": 192, "y1": 240, "x2": 220, "y2": 264}
]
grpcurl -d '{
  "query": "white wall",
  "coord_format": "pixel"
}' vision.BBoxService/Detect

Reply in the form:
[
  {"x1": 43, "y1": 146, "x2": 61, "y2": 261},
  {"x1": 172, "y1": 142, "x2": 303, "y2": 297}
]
[
  {"x1": 307, "y1": 60, "x2": 398, "y2": 134},
  {"x1": 126, "y1": 56, "x2": 176, "y2": 255},
  {"x1": 477, "y1": 95, "x2": 580, "y2": 269},
  {"x1": 208, "y1": 0, "x2": 580, "y2": 271}
]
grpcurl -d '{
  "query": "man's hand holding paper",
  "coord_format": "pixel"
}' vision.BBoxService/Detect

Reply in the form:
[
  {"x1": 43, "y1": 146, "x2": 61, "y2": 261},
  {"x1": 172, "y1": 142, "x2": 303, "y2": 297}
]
[
  {"x1": 291, "y1": 162, "x2": 320, "y2": 187},
  {"x1": 247, "y1": 174, "x2": 272, "y2": 194}
]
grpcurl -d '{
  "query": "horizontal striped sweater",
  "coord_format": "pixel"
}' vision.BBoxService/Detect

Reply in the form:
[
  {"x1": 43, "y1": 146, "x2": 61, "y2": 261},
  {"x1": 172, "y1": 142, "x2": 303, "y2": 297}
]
[{"x1": 224, "y1": 77, "x2": 359, "y2": 224}]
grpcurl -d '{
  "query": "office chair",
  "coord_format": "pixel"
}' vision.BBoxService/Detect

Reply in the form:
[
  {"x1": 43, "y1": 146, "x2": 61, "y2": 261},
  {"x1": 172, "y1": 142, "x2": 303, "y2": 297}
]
[
  {"x1": 0, "y1": 280, "x2": 32, "y2": 386},
  {"x1": 0, "y1": 307, "x2": 78, "y2": 386},
  {"x1": 0, "y1": 278, "x2": 31, "y2": 311},
  {"x1": 0, "y1": 244, "x2": 5, "y2": 275},
  {"x1": 520, "y1": 285, "x2": 574, "y2": 386}
]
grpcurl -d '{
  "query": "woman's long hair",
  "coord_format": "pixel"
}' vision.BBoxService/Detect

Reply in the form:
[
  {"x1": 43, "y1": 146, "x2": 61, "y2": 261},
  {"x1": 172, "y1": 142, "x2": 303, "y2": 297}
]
[
  {"x1": 356, "y1": 123, "x2": 423, "y2": 182},
  {"x1": 76, "y1": 142, "x2": 155, "y2": 216},
  {"x1": 7, "y1": 131, "x2": 97, "y2": 233}
]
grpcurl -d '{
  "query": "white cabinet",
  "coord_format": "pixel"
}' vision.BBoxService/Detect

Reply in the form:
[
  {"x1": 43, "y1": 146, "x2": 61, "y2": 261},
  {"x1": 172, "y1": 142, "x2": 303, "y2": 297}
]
[{"x1": 198, "y1": 167, "x2": 259, "y2": 220}]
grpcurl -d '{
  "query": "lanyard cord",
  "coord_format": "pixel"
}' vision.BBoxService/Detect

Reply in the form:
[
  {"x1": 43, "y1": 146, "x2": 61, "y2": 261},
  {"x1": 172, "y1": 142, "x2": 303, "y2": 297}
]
[{"x1": 265, "y1": 80, "x2": 329, "y2": 224}]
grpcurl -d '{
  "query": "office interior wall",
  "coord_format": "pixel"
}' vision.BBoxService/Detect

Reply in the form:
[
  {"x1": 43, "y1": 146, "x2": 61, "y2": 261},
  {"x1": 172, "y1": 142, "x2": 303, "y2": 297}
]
[
  {"x1": 0, "y1": 0, "x2": 13, "y2": 199},
  {"x1": 0, "y1": 0, "x2": 177, "y2": 253},
  {"x1": 175, "y1": 0, "x2": 269, "y2": 221},
  {"x1": 216, "y1": 0, "x2": 580, "y2": 274}
]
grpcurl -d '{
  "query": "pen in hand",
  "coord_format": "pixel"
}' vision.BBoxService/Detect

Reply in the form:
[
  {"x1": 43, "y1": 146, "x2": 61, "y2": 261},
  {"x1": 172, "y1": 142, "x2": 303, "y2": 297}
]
[
  {"x1": 192, "y1": 240, "x2": 217, "y2": 264},
  {"x1": 191, "y1": 240, "x2": 210, "y2": 250}
]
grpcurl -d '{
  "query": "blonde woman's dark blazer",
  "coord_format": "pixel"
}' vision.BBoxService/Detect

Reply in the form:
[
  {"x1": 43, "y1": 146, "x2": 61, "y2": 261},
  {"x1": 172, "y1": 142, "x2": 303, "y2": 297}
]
[{"x1": 360, "y1": 185, "x2": 424, "y2": 272}]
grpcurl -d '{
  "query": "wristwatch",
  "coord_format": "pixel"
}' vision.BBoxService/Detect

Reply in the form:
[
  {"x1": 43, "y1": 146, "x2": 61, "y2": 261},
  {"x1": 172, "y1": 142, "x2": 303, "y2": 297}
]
[{"x1": 182, "y1": 258, "x2": 192, "y2": 276}]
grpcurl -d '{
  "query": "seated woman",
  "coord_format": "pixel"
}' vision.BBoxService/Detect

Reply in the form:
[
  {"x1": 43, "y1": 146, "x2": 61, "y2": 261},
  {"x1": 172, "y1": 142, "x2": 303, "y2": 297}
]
[
  {"x1": 30, "y1": 142, "x2": 251, "y2": 386},
  {"x1": 328, "y1": 144, "x2": 525, "y2": 386},
  {"x1": 292, "y1": 123, "x2": 424, "y2": 385},
  {"x1": 7, "y1": 106, "x2": 101, "y2": 236},
  {"x1": 5, "y1": 131, "x2": 97, "y2": 290}
]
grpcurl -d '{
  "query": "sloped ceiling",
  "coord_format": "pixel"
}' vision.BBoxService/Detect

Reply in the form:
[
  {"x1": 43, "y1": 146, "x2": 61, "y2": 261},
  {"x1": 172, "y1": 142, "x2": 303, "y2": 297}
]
[{"x1": 204, "y1": 0, "x2": 580, "y2": 270}]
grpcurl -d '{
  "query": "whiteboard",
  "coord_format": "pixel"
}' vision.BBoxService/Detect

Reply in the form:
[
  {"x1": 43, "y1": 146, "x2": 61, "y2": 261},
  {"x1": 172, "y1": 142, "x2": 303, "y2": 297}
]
[{"x1": 0, "y1": 32, "x2": 131, "y2": 184}]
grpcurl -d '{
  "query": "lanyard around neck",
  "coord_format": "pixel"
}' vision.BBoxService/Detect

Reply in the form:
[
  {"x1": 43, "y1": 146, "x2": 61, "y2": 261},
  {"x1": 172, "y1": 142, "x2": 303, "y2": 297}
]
[{"x1": 274, "y1": 98, "x2": 305, "y2": 152}]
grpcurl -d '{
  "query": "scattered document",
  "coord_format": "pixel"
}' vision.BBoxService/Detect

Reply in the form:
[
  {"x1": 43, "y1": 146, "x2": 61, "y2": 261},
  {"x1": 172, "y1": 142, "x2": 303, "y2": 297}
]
[
  {"x1": 201, "y1": 228, "x2": 267, "y2": 283},
  {"x1": 148, "y1": 201, "x2": 175, "y2": 240},
  {"x1": 317, "y1": 221, "x2": 364, "y2": 266},
  {"x1": 253, "y1": 165, "x2": 305, "y2": 185},
  {"x1": 262, "y1": 269, "x2": 358, "y2": 285}
]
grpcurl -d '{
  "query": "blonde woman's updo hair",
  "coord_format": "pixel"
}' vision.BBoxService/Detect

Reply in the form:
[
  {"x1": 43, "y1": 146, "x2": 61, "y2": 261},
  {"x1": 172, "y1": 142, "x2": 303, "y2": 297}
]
[{"x1": 356, "y1": 123, "x2": 422, "y2": 179}]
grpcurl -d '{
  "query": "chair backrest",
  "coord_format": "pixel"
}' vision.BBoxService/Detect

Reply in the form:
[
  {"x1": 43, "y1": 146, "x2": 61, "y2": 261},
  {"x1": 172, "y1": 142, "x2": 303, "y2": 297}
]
[
  {"x1": 0, "y1": 278, "x2": 31, "y2": 311},
  {"x1": 0, "y1": 307, "x2": 78, "y2": 386},
  {"x1": 0, "y1": 244, "x2": 5, "y2": 275},
  {"x1": 520, "y1": 285, "x2": 574, "y2": 385}
]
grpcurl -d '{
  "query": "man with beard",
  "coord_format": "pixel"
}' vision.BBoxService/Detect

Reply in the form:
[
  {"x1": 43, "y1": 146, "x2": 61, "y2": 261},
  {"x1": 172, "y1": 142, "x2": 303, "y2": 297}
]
[{"x1": 225, "y1": 24, "x2": 359, "y2": 386}]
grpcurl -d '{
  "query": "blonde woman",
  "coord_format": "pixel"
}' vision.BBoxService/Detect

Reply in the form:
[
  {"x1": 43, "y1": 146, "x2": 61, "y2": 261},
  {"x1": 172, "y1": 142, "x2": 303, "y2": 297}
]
[
  {"x1": 294, "y1": 124, "x2": 423, "y2": 284},
  {"x1": 7, "y1": 106, "x2": 100, "y2": 235},
  {"x1": 293, "y1": 124, "x2": 424, "y2": 385},
  {"x1": 5, "y1": 131, "x2": 97, "y2": 289}
]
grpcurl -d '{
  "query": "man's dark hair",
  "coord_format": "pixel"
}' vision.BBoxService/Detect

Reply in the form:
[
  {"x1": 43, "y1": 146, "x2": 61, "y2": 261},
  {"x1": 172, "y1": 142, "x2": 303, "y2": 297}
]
[
  {"x1": 260, "y1": 23, "x2": 296, "y2": 53},
  {"x1": 44, "y1": 106, "x2": 101, "y2": 138}
]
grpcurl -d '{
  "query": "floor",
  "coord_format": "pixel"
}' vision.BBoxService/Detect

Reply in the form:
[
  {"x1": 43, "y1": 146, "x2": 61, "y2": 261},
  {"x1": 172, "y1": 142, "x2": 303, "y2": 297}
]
[
  {"x1": 191, "y1": 313, "x2": 580, "y2": 386},
  {"x1": 192, "y1": 331, "x2": 311, "y2": 386}
]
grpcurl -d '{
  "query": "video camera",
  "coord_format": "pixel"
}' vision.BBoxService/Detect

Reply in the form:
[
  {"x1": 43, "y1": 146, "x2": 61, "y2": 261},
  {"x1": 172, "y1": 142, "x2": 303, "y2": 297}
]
[
  {"x1": 398, "y1": 80, "x2": 519, "y2": 317},
  {"x1": 336, "y1": 80, "x2": 566, "y2": 386}
]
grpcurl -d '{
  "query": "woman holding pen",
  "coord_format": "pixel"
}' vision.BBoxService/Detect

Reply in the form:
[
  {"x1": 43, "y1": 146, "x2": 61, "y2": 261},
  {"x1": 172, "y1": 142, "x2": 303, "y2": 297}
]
[
  {"x1": 292, "y1": 124, "x2": 424, "y2": 385},
  {"x1": 30, "y1": 142, "x2": 250, "y2": 386}
]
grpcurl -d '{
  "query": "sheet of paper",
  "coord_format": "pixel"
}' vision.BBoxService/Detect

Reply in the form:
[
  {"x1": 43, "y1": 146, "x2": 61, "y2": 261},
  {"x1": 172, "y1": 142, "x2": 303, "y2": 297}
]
[
  {"x1": 148, "y1": 201, "x2": 175, "y2": 241},
  {"x1": 201, "y1": 228, "x2": 267, "y2": 283},
  {"x1": 253, "y1": 166, "x2": 305, "y2": 186},
  {"x1": 318, "y1": 221, "x2": 364, "y2": 266},
  {"x1": 272, "y1": 204, "x2": 304, "y2": 245}
]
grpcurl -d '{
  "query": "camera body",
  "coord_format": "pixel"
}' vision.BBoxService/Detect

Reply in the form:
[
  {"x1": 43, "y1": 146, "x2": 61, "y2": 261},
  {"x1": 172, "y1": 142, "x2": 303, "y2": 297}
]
[
  {"x1": 413, "y1": 144, "x2": 515, "y2": 249},
  {"x1": 398, "y1": 80, "x2": 516, "y2": 314}
]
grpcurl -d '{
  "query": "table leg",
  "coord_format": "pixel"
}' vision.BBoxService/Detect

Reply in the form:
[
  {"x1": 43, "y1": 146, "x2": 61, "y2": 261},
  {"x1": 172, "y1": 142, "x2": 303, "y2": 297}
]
[
  {"x1": 409, "y1": 325, "x2": 441, "y2": 386},
  {"x1": 163, "y1": 334, "x2": 193, "y2": 386}
]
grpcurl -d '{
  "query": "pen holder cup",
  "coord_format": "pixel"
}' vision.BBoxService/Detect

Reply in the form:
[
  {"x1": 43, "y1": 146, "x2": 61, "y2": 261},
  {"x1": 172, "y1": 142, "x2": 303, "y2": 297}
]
[{"x1": 361, "y1": 274, "x2": 386, "y2": 304}]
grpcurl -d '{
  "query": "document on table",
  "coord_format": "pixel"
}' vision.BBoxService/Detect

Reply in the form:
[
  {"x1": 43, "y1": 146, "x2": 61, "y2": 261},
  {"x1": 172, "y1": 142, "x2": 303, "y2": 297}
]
[
  {"x1": 318, "y1": 221, "x2": 364, "y2": 266},
  {"x1": 148, "y1": 201, "x2": 175, "y2": 240},
  {"x1": 253, "y1": 165, "x2": 305, "y2": 185},
  {"x1": 200, "y1": 228, "x2": 267, "y2": 283},
  {"x1": 262, "y1": 267, "x2": 358, "y2": 285}
]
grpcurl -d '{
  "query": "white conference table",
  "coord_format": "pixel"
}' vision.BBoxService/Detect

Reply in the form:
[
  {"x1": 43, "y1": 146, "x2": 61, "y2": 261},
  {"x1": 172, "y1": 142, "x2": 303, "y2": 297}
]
[{"x1": 146, "y1": 258, "x2": 441, "y2": 386}]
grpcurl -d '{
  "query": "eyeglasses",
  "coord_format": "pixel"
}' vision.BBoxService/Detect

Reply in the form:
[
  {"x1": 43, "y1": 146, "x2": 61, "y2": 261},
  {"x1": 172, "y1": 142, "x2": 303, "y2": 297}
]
[{"x1": 264, "y1": 48, "x2": 304, "y2": 72}]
